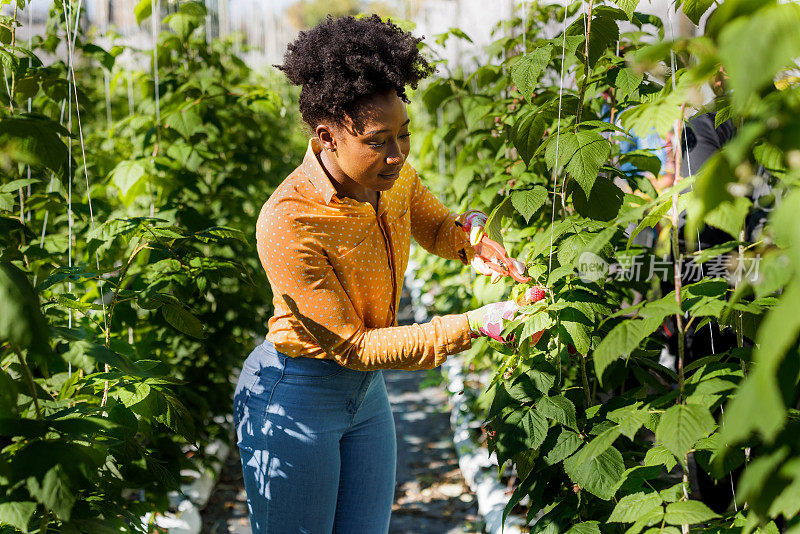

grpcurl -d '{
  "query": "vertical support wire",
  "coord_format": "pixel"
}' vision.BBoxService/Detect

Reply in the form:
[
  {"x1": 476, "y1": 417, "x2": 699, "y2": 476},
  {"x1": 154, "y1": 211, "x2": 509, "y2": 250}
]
[
  {"x1": 61, "y1": 0, "x2": 109, "y2": 337},
  {"x1": 65, "y1": 1, "x2": 74, "y2": 335},
  {"x1": 25, "y1": 3, "x2": 33, "y2": 223},
  {"x1": 547, "y1": 3, "x2": 569, "y2": 276},
  {"x1": 149, "y1": 0, "x2": 160, "y2": 217}
]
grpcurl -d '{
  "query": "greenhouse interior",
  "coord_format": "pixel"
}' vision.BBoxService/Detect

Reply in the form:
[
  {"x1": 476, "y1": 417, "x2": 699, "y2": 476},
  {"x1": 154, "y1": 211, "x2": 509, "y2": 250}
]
[{"x1": 1, "y1": 0, "x2": 799, "y2": 533}]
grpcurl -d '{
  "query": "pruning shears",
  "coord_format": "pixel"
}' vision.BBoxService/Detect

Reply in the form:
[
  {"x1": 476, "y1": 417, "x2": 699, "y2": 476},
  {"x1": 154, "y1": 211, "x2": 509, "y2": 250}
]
[{"x1": 455, "y1": 219, "x2": 531, "y2": 284}]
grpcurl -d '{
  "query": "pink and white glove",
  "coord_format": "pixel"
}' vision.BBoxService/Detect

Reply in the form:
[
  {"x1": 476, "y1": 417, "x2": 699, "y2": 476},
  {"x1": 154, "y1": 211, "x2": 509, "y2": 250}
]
[{"x1": 467, "y1": 286, "x2": 548, "y2": 343}]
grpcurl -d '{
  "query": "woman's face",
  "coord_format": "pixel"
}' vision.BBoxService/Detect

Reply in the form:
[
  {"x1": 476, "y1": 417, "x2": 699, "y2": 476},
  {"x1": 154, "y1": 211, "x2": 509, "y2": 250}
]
[{"x1": 316, "y1": 89, "x2": 411, "y2": 193}]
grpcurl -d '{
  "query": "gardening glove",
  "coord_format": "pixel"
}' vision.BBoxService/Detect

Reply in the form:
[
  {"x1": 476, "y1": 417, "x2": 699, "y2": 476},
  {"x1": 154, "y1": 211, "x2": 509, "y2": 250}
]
[
  {"x1": 466, "y1": 286, "x2": 548, "y2": 343},
  {"x1": 456, "y1": 209, "x2": 529, "y2": 284}
]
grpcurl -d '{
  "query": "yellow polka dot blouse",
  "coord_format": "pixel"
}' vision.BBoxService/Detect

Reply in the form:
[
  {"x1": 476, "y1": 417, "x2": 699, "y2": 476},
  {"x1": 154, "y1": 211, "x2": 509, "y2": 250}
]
[{"x1": 256, "y1": 138, "x2": 476, "y2": 371}]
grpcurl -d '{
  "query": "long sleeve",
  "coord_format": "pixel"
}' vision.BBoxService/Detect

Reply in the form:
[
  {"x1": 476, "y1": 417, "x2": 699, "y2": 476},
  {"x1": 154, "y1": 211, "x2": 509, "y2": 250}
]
[
  {"x1": 257, "y1": 196, "x2": 473, "y2": 371},
  {"x1": 409, "y1": 168, "x2": 477, "y2": 267}
]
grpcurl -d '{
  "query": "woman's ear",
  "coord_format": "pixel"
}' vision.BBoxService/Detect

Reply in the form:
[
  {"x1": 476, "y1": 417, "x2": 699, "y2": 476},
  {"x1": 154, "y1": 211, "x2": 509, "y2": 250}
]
[{"x1": 316, "y1": 123, "x2": 337, "y2": 152}]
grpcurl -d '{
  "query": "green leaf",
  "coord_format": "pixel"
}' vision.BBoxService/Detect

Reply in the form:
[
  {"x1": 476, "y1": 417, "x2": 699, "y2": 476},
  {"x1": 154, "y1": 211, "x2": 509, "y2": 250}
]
[
  {"x1": 511, "y1": 186, "x2": 548, "y2": 223},
  {"x1": 612, "y1": 0, "x2": 640, "y2": 20},
  {"x1": 566, "y1": 521, "x2": 601, "y2": 534},
  {"x1": 587, "y1": 16, "x2": 620, "y2": 67},
  {"x1": 557, "y1": 232, "x2": 594, "y2": 266},
  {"x1": 663, "y1": 500, "x2": 719, "y2": 525},
  {"x1": 594, "y1": 316, "x2": 663, "y2": 380},
  {"x1": 608, "y1": 404, "x2": 650, "y2": 440},
  {"x1": 194, "y1": 225, "x2": 249, "y2": 244},
  {"x1": 484, "y1": 196, "x2": 514, "y2": 247},
  {"x1": 26, "y1": 464, "x2": 75, "y2": 521},
  {"x1": 571, "y1": 427, "x2": 622, "y2": 467},
  {"x1": 134, "y1": 0, "x2": 152, "y2": 24},
  {"x1": 166, "y1": 107, "x2": 203, "y2": 138},
  {"x1": 624, "y1": 506, "x2": 665, "y2": 534},
  {"x1": 680, "y1": 0, "x2": 715, "y2": 25},
  {"x1": 703, "y1": 196, "x2": 751, "y2": 238},
  {"x1": 620, "y1": 89, "x2": 685, "y2": 138},
  {"x1": 453, "y1": 164, "x2": 477, "y2": 198},
  {"x1": 619, "y1": 149, "x2": 662, "y2": 176},
  {"x1": 655, "y1": 403, "x2": 716, "y2": 459},
  {"x1": 571, "y1": 176, "x2": 624, "y2": 222},
  {"x1": 511, "y1": 45, "x2": 553, "y2": 102},
  {"x1": 146, "y1": 389, "x2": 196, "y2": 441},
  {"x1": 644, "y1": 445, "x2": 677, "y2": 471},
  {"x1": 0, "y1": 178, "x2": 39, "y2": 193},
  {"x1": 723, "y1": 279, "x2": 800, "y2": 443},
  {"x1": 0, "y1": 262, "x2": 49, "y2": 354},
  {"x1": 109, "y1": 159, "x2": 147, "y2": 204},
  {"x1": 65, "y1": 341, "x2": 151, "y2": 377},
  {"x1": 719, "y1": 3, "x2": 800, "y2": 108},
  {"x1": 615, "y1": 68, "x2": 644, "y2": 97},
  {"x1": 549, "y1": 131, "x2": 610, "y2": 198},
  {"x1": 0, "y1": 192, "x2": 13, "y2": 211},
  {"x1": 0, "y1": 118, "x2": 68, "y2": 173},
  {"x1": 521, "y1": 311, "x2": 553, "y2": 345},
  {"x1": 535, "y1": 395, "x2": 577, "y2": 430},
  {"x1": 511, "y1": 110, "x2": 547, "y2": 166},
  {"x1": 561, "y1": 310, "x2": 592, "y2": 354},
  {"x1": 608, "y1": 491, "x2": 663, "y2": 523},
  {"x1": 116, "y1": 382, "x2": 151, "y2": 408},
  {"x1": 180, "y1": 1, "x2": 207, "y2": 18},
  {"x1": 563, "y1": 445, "x2": 624, "y2": 500},
  {"x1": 161, "y1": 303, "x2": 206, "y2": 339},
  {"x1": 0, "y1": 501, "x2": 36, "y2": 533},
  {"x1": 543, "y1": 428, "x2": 582, "y2": 465}
]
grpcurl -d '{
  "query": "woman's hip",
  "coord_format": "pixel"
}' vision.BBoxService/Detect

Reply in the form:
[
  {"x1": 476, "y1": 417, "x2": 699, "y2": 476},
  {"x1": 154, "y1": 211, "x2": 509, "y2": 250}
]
[{"x1": 234, "y1": 338, "x2": 385, "y2": 450}]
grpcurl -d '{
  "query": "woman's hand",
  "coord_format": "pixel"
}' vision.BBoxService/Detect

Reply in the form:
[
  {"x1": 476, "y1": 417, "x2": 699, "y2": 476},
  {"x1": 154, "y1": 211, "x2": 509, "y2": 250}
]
[
  {"x1": 467, "y1": 286, "x2": 548, "y2": 343},
  {"x1": 457, "y1": 209, "x2": 530, "y2": 283}
]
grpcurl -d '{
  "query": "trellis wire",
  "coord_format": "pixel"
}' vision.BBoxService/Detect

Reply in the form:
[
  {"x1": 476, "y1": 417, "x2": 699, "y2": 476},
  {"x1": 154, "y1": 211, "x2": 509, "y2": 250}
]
[
  {"x1": 150, "y1": 0, "x2": 160, "y2": 217},
  {"x1": 25, "y1": 3, "x2": 33, "y2": 223},
  {"x1": 61, "y1": 0, "x2": 110, "y2": 339},
  {"x1": 547, "y1": 3, "x2": 570, "y2": 276},
  {"x1": 65, "y1": 0, "x2": 74, "y2": 335},
  {"x1": 151, "y1": 0, "x2": 161, "y2": 128}
]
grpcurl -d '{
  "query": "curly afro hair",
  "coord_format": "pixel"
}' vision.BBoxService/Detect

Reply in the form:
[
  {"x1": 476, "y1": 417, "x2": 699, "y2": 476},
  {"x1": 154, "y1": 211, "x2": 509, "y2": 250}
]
[{"x1": 274, "y1": 14, "x2": 436, "y2": 133}]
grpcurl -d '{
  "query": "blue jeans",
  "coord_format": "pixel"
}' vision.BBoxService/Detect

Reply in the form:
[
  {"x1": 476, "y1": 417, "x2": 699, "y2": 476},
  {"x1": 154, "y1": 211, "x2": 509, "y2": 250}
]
[{"x1": 233, "y1": 339, "x2": 397, "y2": 533}]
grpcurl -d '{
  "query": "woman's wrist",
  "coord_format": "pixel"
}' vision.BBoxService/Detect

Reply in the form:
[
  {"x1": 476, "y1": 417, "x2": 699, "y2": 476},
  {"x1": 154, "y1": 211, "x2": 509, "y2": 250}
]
[{"x1": 466, "y1": 309, "x2": 483, "y2": 338}]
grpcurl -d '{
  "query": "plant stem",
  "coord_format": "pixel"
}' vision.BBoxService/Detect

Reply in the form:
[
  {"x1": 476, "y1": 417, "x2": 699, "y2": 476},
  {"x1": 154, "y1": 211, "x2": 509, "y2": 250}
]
[
  {"x1": 670, "y1": 106, "x2": 687, "y2": 401},
  {"x1": 107, "y1": 238, "x2": 146, "y2": 346},
  {"x1": 735, "y1": 227, "x2": 745, "y2": 350},
  {"x1": 670, "y1": 106, "x2": 691, "y2": 534},
  {"x1": 39, "y1": 509, "x2": 50, "y2": 534},
  {"x1": 574, "y1": 0, "x2": 595, "y2": 128},
  {"x1": 580, "y1": 353, "x2": 592, "y2": 406},
  {"x1": 16, "y1": 348, "x2": 42, "y2": 419}
]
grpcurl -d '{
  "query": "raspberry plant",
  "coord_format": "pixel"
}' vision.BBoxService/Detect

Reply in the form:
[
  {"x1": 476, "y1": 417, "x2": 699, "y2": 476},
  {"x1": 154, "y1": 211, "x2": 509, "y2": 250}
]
[
  {"x1": 411, "y1": 1, "x2": 800, "y2": 532},
  {"x1": 0, "y1": 1, "x2": 302, "y2": 531}
]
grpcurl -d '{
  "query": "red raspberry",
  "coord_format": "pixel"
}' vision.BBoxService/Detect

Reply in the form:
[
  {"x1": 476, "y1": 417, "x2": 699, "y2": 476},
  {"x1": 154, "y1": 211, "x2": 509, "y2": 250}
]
[{"x1": 523, "y1": 286, "x2": 546, "y2": 304}]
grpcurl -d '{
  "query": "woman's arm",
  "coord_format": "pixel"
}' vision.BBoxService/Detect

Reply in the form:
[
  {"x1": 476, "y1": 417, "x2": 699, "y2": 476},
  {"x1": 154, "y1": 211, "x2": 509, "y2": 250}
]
[
  {"x1": 257, "y1": 197, "x2": 472, "y2": 371},
  {"x1": 408, "y1": 166, "x2": 476, "y2": 266}
]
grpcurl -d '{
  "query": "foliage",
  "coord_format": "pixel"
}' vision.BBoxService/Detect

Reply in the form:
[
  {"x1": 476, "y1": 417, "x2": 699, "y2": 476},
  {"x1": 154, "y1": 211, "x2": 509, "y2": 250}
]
[
  {"x1": 0, "y1": 0, "x2": 301, "y2": 530},
  {"x1": 411, "y1": 0, "x2": 800, "y2": 532}
]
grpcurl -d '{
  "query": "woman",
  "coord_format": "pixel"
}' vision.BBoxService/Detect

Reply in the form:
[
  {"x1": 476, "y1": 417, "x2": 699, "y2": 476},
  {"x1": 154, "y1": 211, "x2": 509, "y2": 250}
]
[{"x1": 234, "y1": 14, "x2": 531, "y2": 533}]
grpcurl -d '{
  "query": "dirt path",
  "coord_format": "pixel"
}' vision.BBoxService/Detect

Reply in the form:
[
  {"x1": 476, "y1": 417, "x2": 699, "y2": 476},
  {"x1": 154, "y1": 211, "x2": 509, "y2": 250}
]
[{"x1": 201, "y1": 368, "x2": 483, "y2": 533}]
